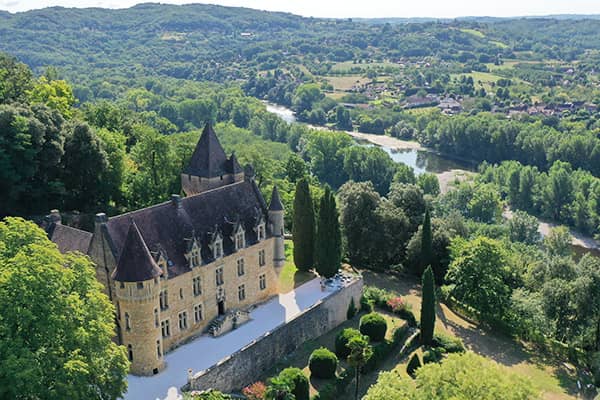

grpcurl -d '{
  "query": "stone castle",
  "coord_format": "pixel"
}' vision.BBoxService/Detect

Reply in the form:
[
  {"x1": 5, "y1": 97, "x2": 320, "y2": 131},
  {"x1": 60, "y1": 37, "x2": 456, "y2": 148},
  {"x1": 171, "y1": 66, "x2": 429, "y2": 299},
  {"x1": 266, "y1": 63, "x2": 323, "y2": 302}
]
[{"x1": 46, "y1": 123, "x2": 285, "y2": 375}]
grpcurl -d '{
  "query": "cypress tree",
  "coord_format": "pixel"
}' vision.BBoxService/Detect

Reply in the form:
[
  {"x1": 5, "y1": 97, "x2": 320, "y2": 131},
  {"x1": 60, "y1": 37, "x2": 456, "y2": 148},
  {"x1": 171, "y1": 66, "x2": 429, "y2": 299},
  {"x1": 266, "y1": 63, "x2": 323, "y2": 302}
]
[
  {"x1": 420, "y1": 265, "x2": 436, "y2": 345},
  {"x1": 315, "y1": 186, "x2": 342, "y2": 278},
  {"x1": 420, "y1": 208, "x2": 432, "y2": 275},
  {"x1": 292, "y1": 178, "x2": 315, "y2": 271}
]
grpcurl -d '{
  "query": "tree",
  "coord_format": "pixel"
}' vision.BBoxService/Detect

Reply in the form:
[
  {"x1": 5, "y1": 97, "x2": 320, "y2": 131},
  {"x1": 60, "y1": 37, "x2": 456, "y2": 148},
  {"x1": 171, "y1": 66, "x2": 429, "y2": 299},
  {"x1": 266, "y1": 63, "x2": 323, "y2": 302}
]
[
  {"x1": 347, "y1": 335, "x2": 373, "y2": 400},
  {"x1": 420, "y1": 209, "x2": 433, "y2": 274},
  {"x1": 285, "y1": 153, "x2": 307, "y2": 183},
  {"x1": 314, "y1": 186, "x2": 342, "y2": 278},
  {"x1": 420, "y1": 266, "x2": 436, "y2": 345},
  {"x1": 28, "y1": 77, "x2": 76, "y2": 119},
  {"x1": 543, "y1": 226, "x2": 572, "y2": 258},
  {"x1": 0, "y1": 217, "x2": 128, "y2": 400},
  {"x1": 417, "y1": 173, "x2": 440, "y2": 196},
  {"x1": 342, "y1": 146, "x2": 396, "y2": 196},
  {"x1": 467, "y1": 184, "x2": 502, "y2": 223},
  {"x1": 365, "y1": 353, "x2": 538, "y2": 400},
  {"x1": 446, "y1": 237, "x2": 512, "y2": 324},
  {"x1": 292, "y1": 178, "x2": 315, "y2": 271},
  {"x1": 0, "y1": 52, "x2": 33, "y2": 104},
  {"x1": 265, "y1": 378, "x2": 295, "y2": 400},
  {"x1": 508, "y1": 210, "x2": 541, "y2": 245}
]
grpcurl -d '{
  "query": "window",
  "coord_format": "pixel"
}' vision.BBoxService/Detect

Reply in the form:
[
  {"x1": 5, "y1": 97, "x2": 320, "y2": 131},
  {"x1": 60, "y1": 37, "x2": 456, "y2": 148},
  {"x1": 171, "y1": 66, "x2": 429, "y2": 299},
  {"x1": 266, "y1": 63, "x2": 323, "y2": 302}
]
[
  {"x1": 127, "y1": 344, "x2": 133, "y2": 362},
  {"x1": 238, "y1": 284, "x2": 246, "y2": 301},
  {"x1": 257, "y1": 224, "x2": 266, "y2": 241},
  {"x1": 237, "y1": 258, "x2": 245, "y2": 276},
  {"x1": 120, "y1": 282, "x2": 125, "y2": 289},
  {"x1": 194, "y1": 304, "x2": 203, "y2": 323},
  {"x1": 161, "y1": 320, "x2": 170, "y2": 338},
  {"x1": 160, "y1": 290, "x2": 168, "y2": 310},
  {"x1": 259, "y1": 274, "x2": 266, "y2": 291},
  {"x1": 216, "y1": 267, "x2": 224, "y2": 286},
  {"x1": 116, "y1": 302, "x2": 121, "y2": 320},
  {"x1": 137, "y1": 282, "x2": 144, "y2": 289},
  {"x1": 213, "y1": 239, "x2": 223, "y2": 259},
  {"x1": 191, "y1": 247, "x2": 200, "y2": 267},
  {"x1": 156, "y1": 340, "x2": 162, "y2": 358},
  {"x1": 154, "y1": 308, "x2": 159, "y2": 328},
  {"x1": 179, "y1": 288, "x2": 184, "y2": 299},
  {"x1": 235, "y1": 231, "x2": 245, "y2": 250},
  {"x1": 259, "y1": 249, "x2": 266, "y2": 267},
  {"x1": 125, "y1": 312, "x2": 131, "y2": 331},
  {"x1": 193, "y1": 276, "x2": 202, "y2": 296},
  {"x1": 178, "y1": 311, "x2": 188, "y2": 330}
]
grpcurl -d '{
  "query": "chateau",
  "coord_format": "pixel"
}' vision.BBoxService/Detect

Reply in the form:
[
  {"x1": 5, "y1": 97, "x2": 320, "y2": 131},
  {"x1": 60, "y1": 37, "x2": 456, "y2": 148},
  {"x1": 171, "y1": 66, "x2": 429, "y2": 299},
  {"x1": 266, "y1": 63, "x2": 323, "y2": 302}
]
[{"x1": 46, "y1": 124, "x2": 286, "y2": 376}]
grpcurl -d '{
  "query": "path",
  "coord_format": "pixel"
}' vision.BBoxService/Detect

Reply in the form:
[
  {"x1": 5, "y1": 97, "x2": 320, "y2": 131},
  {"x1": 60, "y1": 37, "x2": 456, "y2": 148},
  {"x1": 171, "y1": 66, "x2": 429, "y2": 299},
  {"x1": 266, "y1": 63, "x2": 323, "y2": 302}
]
[
  {"x1": 503, "y1": 208, "x2": 600, "y2": 251},
  {"x1": 124, "y1": 278, "x2": 330, "y2": 400}
]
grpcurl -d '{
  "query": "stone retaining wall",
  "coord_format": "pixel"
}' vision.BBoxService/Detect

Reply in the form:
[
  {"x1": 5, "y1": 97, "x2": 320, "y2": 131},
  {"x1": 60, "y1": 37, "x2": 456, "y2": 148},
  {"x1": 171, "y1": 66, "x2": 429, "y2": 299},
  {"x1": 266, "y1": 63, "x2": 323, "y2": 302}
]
[{"x1": 183, "y1": 277, "x2": 363, "y2": 393}]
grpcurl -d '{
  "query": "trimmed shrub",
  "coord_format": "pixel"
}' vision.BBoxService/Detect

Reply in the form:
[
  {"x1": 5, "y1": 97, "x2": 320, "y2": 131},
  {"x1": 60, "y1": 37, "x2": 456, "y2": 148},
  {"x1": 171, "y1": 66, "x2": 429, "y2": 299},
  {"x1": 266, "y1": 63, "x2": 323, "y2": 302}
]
[
  {"x1": 242, "y1": 381, "x2": 266, "y2": 400},
  {"x1": 359, "y1": 313, "x2": 387, "y2": 342},
  {"x1": 347, "y1": 297, "x2": 357, "y2": 320},
  {"x1": 406, "y1": 353, "x2": 422, "y2": 378},
  {"x1": 278, "y1": 367, "x2": 309, "y2": 400},
  {"x1": 433, "y1": 332, "x2": 465, "y2": 353},
  {"x1": 392, "y1": 324, "x2": 409, "y2": 346},
  {"x1": 335, "y1": 328, "x2": 361, "y2": 359},
  {"x1": 309, "y1": 347, "x2": 338, "y2": 379}
]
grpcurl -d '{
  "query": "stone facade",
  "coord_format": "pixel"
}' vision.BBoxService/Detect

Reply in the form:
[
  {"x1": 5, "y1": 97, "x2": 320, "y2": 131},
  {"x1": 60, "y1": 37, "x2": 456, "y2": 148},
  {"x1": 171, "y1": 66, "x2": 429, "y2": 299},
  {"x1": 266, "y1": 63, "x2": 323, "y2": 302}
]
[
  {"x1": 184, "y1": 276, "x2": 363, "y2": 393},
  {"x1": 47, "y1": 123, "x2": 286, "y2": 376}
]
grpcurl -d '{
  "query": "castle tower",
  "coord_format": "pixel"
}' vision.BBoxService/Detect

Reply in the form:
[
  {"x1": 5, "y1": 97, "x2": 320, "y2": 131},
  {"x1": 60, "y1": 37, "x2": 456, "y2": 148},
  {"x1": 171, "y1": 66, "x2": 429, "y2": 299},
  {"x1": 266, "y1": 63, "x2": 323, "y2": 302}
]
[
  {"x1": 112, "y1": 221, "x2": 165, "y2": 376},
  {"x1": 268, "y1": 186, "x2": 285, "y2": 269},
  {"x1": 181, "y1": 123, "x2": 244, "y2": 196}
]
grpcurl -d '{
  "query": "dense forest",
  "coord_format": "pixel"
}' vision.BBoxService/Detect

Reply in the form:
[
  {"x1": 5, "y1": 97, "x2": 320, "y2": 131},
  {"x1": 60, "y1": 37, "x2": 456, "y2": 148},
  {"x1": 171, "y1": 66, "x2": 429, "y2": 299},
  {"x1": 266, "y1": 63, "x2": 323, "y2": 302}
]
[{"x1": 2, "y1": 4, "x2": 600, "y2": 399}]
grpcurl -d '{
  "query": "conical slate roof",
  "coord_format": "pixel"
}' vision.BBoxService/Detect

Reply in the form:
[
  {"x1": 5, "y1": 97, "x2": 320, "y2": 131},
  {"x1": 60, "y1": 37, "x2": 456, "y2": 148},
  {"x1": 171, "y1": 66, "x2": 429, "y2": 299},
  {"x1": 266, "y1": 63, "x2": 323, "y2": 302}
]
[
  {"x1": 112, "y1": 221, "x2": 163, "y2": 282},
  {"x1": 269, "y1": 186, "x2": 284, "y2": 211},
  {"x1": 184, "y1": 122, "x2": 230, "y2": 178}
]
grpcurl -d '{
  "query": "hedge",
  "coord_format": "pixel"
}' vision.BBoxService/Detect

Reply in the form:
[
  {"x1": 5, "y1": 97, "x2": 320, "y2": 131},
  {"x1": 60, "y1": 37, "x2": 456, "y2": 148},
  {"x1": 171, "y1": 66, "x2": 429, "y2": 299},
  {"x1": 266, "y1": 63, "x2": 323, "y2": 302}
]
[
  {"x1": 433, "y1": 332, "x2": 465, "y2": 353},
  {"x1": 335, "y1": 328, "x2": 361, "y2": 359},
  {"x1": 309, "y1": 347, "x2": 338, "y2": 379},
  {"x1": 406, "y1": 353, "x2": 422, "y2": 378}
]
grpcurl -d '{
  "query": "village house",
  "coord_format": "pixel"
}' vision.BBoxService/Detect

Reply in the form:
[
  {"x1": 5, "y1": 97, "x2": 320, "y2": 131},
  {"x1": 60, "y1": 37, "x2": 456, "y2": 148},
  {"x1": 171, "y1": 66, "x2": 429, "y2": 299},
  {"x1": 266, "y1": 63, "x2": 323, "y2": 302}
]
[{"x1": 46, "y1": 124, "x2": 286, "y2": 376}]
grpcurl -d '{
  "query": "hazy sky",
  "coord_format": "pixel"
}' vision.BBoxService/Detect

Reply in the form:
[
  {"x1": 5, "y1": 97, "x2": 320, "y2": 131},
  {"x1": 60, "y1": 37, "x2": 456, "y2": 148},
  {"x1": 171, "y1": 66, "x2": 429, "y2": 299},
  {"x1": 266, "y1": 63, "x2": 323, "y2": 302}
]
[{"x1": 2, "y1": 0, "x2": 600, "y2": 18}]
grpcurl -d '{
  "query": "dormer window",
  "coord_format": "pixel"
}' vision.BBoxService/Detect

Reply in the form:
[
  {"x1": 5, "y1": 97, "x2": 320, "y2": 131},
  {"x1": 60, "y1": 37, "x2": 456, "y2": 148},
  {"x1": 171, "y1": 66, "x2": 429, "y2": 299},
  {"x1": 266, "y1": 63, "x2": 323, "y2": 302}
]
[
  {"x1": 191, "y1": 242, "x2": 201, "y2": 267},
  {"x1": 257, "y1": 223, "x2": 266, "y2": 241},
  {"x1": 235, "y1": 231, "x2": 245, "y2": 251},
  {"x1": 213, "y1": 238, "x2": 223, "y2": 259}
]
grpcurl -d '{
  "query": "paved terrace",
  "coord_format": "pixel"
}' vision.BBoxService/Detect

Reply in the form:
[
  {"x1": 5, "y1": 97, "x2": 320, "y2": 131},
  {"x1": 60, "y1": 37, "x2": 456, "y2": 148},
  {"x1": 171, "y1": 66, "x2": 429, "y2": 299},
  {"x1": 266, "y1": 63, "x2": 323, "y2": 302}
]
[{"x1": 124, "y1": 275, "x2": 354, "y2": 400}]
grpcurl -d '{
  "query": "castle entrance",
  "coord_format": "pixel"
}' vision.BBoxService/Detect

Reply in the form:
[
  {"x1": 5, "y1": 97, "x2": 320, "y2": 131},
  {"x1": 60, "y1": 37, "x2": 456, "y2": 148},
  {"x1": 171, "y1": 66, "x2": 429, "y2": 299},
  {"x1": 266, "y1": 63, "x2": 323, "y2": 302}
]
[{"x1": 218, "y1": 300, "x2": 225, "y2": 316}]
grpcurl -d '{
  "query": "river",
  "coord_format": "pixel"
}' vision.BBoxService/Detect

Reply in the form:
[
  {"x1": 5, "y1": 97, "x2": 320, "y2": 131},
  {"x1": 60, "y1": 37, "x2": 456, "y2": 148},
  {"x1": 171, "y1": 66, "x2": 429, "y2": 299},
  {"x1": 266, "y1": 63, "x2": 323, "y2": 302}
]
[{"x1": 264, "y1": 101, "x2": 600, "y2": 256}]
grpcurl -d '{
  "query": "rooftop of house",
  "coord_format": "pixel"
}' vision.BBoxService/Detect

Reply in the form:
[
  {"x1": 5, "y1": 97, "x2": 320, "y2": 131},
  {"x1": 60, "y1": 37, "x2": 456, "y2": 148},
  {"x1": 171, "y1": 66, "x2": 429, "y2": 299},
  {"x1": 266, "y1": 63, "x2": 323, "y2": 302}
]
[
  {"x1": 47, "y1": 222, "x2": 93, "y2": 254},
  {"x1": 183, "y1": 123, "x2": 242, "y2": 178}
]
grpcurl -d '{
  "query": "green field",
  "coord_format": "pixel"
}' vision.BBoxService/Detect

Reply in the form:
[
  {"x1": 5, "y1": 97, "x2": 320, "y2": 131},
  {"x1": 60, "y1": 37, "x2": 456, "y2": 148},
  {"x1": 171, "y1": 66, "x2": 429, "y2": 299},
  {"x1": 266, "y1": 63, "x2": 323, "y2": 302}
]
[{"x1": 278, "y1": 240, "x2": 315, "y2": 293}]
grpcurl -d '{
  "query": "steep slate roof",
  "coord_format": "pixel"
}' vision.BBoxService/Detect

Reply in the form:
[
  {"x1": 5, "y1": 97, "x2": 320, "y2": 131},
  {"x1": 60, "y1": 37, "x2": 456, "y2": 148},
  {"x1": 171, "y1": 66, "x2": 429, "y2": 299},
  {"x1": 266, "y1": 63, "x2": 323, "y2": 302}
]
[
  {"x1": 47, "y1": 223, "x2": 93, "y2": 254},
  {"x1": 183, "y1": 123, "x2": 241, "y2": 178},
  {"x1": 269, "y1": 186, "x2": 284, "y2": 211},
  {"x1": 112, "y1": 221, "x2": 163, "y2": 282},
  {"x1": 106, "y1": 180, "x2": 268, "y2": 279}
]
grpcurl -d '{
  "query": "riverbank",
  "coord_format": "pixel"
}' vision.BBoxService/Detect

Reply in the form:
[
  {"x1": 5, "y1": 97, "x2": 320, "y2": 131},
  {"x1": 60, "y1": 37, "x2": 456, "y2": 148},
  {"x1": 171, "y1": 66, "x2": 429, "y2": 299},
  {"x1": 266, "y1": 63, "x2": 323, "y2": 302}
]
[{"x1": 345, "y1": 130, "x2": 424, "y2": 151}]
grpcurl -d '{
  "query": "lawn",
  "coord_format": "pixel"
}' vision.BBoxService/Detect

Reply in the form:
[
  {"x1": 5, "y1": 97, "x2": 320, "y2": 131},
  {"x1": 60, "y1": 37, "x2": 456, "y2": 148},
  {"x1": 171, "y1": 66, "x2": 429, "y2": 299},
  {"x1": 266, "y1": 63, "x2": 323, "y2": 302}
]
[
  {"x1": 278, "y1": 240, "x2": 315, "y2": 293},
  {"x1": 361, "y1": 270, "x2": 579, "y2": 400},
  {"x1": 459, "y1": 28, "x2": 485, "y2": 38},
  {"x1": 325, "y1": 75, "x2": 370, "y2": 92}
]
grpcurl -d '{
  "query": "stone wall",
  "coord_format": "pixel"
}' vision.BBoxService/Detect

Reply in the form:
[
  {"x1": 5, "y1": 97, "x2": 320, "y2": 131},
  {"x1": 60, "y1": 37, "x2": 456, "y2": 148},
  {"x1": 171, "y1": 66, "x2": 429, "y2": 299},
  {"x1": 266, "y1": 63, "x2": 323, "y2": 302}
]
[{"x1": 184, "y1": 277, "x2": 363, "y2": 393}]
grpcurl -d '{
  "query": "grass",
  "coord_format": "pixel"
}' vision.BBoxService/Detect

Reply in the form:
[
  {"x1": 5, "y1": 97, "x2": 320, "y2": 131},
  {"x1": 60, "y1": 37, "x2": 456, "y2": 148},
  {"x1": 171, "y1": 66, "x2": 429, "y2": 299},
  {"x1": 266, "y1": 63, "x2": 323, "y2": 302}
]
[
  {"x1": 278, "y1": 240, "x2": 314, "y2": 293},
  {"x1": 361, "y1": 270, "x2": 579, "y2": 400},
  {"x1": 325, "y1": 75, "x2": 370, "y2": 91},
  {"x1": 459, "y1": 28, "x2": 485, "y2": 38}
]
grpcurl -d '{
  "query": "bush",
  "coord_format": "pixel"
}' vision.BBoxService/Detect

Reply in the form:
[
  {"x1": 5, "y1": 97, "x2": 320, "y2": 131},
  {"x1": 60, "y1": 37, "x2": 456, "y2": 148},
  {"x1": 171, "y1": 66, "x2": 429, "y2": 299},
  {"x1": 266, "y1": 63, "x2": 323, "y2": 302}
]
[
  {"x1": 335, "y1": 366, "x2": 355, "y2": 394},
  {"x1": 406, "y1": 353, "x2": 422, "y2": 378},
  {"x1": 360, "y1": 313, "x2": 387, "y2": 342},
  {"x1": 433, "y1": 332, "x2": 465, "y2": 353},
  {"x1": 278, "y1": 367, "x2": 309, "y2": 400},
  {"x1": 392, "y1": 324, "x2": 409, "y2": 346},
  {"x1": 242, "y1": 381, "x2": 266, "y2": 400},
  {"x1": 335, "y1": 328, "x2": 361, "y2": 359},
  {"x1": 362, "y1": 286, "x2": 393, "y2": 309},
  {"x1": 347, "y1": 297, "x2": 357, "y2": 320},
  {"x1": 309, "y1": 348, "x2": 338, "y2": 379},
  {"x1": 422, "y1": 348, "x2": 443, "y2": 364},
  {"x1": 313, "y1": 382, "x2": 337, "y2": 400},
  {"x1": 396, "y1": 307, "x2": 417, "y2": 327}
]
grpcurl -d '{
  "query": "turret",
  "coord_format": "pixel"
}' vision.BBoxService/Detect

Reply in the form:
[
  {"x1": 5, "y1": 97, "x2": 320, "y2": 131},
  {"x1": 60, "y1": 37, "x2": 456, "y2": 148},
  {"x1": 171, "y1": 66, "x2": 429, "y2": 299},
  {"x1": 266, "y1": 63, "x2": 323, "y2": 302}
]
[
  {"x1": 181, "y1": 123, "x2": 244, "y2": 196},
  {"x1": 268, "y1": 186, "x2": 285, "y2": 269},
  {"x1": 112, "y1": 221, "x2": 165, "y2": 376}
]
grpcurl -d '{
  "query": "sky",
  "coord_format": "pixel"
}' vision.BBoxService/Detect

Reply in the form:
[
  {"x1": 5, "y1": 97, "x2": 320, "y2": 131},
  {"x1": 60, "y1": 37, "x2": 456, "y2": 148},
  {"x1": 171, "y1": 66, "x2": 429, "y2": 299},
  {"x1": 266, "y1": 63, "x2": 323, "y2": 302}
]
[{"x1": 2, "y1": 0, "x2": 600, "y2": 18}]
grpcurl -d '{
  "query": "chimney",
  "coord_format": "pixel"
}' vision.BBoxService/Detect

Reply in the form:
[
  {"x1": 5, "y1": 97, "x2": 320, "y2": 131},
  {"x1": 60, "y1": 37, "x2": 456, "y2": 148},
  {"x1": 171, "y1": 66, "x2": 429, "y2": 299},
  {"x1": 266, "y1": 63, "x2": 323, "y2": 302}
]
[
  {"x1": 171, "y1": 194, "x2": 182, "y2": 209},
  {"x1": 49, "y1": 209, "x2": 61, "y2": 225}
]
